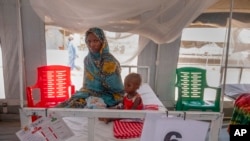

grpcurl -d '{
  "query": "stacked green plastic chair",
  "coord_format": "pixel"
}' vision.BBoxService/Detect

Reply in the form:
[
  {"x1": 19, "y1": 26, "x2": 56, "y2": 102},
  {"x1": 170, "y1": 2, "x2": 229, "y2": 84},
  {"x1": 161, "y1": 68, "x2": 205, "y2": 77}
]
[{"x1": 175, "y1": 67, "x2": 221, "y2": 112}]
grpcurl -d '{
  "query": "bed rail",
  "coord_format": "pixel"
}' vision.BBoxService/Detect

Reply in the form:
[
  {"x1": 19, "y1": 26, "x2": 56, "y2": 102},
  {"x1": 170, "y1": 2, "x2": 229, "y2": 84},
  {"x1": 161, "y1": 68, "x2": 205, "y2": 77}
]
[
  {"x1": 121, "y1": 65, "x2": 150, "y2": 84},
  {"x1": 220, "y1": 65, "x2": 250, "y2": 83},
  {"x1": 19, "y1": 108, "x2": 223, "y2": 141}
]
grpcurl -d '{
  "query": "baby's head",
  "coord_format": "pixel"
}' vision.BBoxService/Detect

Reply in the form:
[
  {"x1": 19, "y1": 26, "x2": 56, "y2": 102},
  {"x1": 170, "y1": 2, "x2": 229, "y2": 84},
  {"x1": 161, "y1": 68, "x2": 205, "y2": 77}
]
[{"x1": 124, "y1": 73, "x2": 142, "y2": 93}]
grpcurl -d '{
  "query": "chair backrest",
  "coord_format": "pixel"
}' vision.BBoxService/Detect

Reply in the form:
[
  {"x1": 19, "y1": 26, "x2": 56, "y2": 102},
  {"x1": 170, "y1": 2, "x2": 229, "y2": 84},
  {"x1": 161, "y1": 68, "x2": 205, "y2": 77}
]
[
  {"x1": 176, "y1": 67, "x2": 208, "y2": 101},
  {"x1": 36, "y1": 65, "x2": 72, "y2": 106}
]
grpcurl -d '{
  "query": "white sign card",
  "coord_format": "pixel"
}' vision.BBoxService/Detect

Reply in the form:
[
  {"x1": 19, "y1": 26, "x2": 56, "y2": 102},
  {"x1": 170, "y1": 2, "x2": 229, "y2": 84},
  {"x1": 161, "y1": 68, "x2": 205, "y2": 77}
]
[
  {"x1": 140, "y1": 112, "x2": 209, "y2": 141},
  {"x1": 16, "y1": 112, "x2": 74, "y2": 141},
  {"x1": 16, "y1": 128, "x2": 45, "y2": 141}
]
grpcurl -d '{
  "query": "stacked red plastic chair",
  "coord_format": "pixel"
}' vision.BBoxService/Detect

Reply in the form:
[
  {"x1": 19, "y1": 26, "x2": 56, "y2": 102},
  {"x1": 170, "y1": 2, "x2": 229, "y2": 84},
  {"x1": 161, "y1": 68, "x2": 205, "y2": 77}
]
[{"x1": 26, "y1": 65, "x2": 75, "y2": 121}]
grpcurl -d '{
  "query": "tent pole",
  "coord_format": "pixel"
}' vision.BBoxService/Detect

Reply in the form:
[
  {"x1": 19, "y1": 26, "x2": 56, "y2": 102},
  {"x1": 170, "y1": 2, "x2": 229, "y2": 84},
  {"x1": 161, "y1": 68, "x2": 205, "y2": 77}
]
[
  {"x1": 221, "y1": 0, "x2": 234, "y2": 113},
  {"x1": 154, "y1": 44, "x2": 160, "y2": 93},
  {"x1": 17, "y1": 0, "x2": 25, "y2": 108}
]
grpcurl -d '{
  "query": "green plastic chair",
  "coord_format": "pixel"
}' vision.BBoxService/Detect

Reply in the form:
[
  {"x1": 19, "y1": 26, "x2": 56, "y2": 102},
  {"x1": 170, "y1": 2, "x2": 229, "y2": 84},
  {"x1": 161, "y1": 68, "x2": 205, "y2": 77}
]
[{"x1": 175, "y1": 67, "x2": 221, "y2": 112}]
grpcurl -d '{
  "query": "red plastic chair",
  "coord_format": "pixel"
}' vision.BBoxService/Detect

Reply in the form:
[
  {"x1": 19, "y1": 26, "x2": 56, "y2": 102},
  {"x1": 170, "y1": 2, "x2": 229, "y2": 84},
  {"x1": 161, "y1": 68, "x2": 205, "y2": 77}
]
[{"x1": 26, "y1": 65, "x2": 75, "y2": 121}]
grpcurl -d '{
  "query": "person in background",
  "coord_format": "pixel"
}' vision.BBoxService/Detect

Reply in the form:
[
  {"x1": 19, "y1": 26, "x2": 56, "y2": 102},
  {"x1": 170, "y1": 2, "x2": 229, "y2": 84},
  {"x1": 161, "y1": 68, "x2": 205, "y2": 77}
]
[
  {"x1": 67, "y1": 34, "x2": 80, "y2": 71},
  {"x1": 56, "y1": 27, "x2": 124, "y2": 108}
]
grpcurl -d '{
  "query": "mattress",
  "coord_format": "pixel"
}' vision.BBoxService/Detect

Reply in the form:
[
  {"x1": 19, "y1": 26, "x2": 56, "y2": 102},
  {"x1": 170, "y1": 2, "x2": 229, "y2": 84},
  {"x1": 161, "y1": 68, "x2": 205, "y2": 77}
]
[{"x1": 63, "y1": 83, "x2": 166, "y2": 141}]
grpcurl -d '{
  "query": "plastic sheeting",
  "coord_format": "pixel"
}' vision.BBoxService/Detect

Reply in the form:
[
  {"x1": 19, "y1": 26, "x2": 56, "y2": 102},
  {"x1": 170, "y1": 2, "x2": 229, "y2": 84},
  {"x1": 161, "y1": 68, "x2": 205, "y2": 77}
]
[
  {"x1": 219, "y1": 19, "x2": 250, "y2": 67},
  {"x1": 29, "y1": 0, "x2": 218, "y2": 44},
  {"x1": 228, "y1": 19, "x2": 250, "y2": 53}
]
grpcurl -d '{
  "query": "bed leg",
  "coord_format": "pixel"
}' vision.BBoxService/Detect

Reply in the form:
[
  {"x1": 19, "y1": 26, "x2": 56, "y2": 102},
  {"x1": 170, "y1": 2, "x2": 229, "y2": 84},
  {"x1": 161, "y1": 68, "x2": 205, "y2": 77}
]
[
  {"x1": 88, "y1": 117, "x2": 95, "y2": 141},
  {"x1": 208, "y1": 113, "x2": 223, "y2": 141}
]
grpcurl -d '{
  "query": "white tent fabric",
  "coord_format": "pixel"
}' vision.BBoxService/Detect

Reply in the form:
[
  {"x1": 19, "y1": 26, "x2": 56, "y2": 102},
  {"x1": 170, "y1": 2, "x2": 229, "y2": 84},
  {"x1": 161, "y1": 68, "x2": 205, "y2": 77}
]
[
  {"x1": 0, "y1": 0, "x2": 21, "y2": 99},
  {"x1": 29, "y1": 0, "x2": 218, "y2": 44}
]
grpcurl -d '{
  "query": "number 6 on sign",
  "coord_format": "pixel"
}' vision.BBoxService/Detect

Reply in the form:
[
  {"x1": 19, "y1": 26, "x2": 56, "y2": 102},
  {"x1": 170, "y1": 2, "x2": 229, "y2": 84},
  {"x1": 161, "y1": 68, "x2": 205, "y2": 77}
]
[
  {"x1": 140, "y1": 113, "x2": 209, "y2": 141},
  {"x1": 163, "y1": 131, "x2": 182, "y2": 141}
]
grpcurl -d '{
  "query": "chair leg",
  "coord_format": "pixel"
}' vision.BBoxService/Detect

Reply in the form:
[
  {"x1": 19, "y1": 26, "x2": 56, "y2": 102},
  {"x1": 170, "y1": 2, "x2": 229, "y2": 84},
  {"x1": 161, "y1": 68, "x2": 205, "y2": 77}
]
[{"x1": 182, "y1": 106, "x2": 188, "y2": 111}]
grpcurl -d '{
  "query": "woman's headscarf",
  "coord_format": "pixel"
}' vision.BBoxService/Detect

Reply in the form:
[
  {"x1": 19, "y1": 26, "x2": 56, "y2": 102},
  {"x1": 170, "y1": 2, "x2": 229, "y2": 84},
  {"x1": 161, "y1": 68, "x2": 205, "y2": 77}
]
[{"x1": 85, "y1": 27, "x2": 109, "y2": 55}]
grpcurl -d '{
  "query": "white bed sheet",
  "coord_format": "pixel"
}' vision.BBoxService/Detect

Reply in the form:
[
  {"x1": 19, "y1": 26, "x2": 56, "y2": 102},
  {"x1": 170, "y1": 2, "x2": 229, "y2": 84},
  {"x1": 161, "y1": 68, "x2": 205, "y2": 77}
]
[{"x1": 64, "y1": 83, "x2": 165, "y2": 141}]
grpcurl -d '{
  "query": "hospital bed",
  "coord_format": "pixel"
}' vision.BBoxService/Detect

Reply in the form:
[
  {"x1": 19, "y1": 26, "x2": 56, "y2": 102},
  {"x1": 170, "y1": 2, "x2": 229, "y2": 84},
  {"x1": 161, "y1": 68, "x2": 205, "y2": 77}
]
[
  {"x1": 19, "y1": 66, "x2": 223, "y2": 141},
  {"x1": 63, "y1": 83, "x2": 165, "y2": 141},
  {"x1": 221, "y1": 66, "x2": 250, "y2": 99}
]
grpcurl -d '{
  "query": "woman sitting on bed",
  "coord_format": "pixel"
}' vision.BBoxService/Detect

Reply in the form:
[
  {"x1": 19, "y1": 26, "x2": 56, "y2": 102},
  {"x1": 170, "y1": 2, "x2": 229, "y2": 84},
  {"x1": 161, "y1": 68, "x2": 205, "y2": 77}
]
[{"x1": 56, "y1": 27, "x2": 124, "y2": 108}]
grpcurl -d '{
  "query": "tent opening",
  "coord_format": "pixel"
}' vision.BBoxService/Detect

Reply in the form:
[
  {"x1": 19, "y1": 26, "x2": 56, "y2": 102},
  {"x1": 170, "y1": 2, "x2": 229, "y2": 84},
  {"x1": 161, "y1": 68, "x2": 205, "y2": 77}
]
[{"x1": 177, "y1": 26, "x2": 250, "y2": 101}]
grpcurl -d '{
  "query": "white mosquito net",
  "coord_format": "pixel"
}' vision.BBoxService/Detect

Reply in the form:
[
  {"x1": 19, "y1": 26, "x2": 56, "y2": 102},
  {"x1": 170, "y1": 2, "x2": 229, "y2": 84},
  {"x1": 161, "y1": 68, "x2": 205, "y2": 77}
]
[{"x1": 29, "y1": 0, "x2": 218, "y2": 44}]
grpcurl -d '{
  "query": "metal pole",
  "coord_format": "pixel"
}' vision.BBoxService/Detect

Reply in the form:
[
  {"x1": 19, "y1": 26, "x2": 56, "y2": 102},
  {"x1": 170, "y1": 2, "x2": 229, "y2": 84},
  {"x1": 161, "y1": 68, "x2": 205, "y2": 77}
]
[
  {"x1": 154, "y1": 44, "x2": 160, "y2": 92},
  {"x1": 17, "y1": 0, "x2": 25, "y2": 108},
  {"x1": 221, "y1": 0, "x2": 234, "y2": 112}
]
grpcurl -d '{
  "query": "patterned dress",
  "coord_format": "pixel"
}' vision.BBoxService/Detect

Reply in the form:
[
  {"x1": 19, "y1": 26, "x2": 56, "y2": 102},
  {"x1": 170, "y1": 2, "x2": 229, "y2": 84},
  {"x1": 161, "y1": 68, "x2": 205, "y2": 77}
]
[{"x1": 123, "y1": 93, "x2": 143, "y2": 110}]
